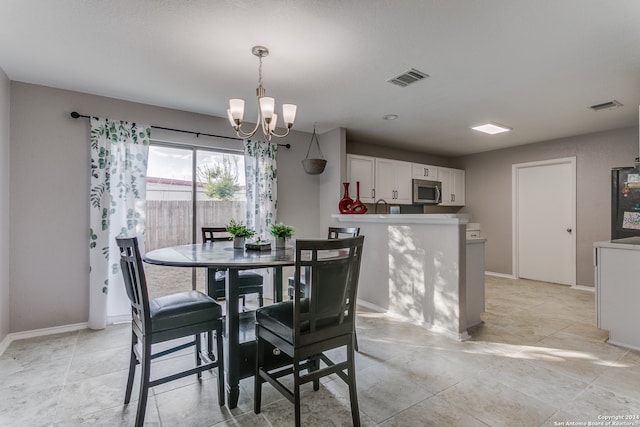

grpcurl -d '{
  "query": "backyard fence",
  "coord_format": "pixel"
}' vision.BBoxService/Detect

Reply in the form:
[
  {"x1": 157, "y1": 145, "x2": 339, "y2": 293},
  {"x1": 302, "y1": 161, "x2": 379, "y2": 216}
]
[{"x1": 145, "y1": 200, "x2": 246, "y2": 251}]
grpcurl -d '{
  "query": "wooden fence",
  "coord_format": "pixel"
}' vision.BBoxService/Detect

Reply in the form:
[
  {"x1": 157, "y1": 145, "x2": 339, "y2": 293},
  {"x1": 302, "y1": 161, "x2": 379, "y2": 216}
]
[{"x1": 145, "y1": 200, "x2": 246, "y2": 251}]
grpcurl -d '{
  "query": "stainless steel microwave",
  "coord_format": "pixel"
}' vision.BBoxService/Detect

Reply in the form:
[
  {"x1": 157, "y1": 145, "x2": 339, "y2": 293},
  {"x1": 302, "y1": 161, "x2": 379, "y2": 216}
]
[{"x1": 412, "y1": 179, "x2": 441, "y2": 204}]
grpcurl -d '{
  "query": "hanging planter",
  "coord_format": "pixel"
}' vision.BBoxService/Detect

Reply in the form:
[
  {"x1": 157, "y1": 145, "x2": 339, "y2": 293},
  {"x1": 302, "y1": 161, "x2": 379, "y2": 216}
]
[{"x1": 302, "y1": 125, "x2": 327, "y2": 175}]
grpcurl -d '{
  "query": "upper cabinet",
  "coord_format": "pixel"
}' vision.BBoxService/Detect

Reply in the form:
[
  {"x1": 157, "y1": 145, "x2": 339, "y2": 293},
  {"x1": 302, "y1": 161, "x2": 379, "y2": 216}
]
[
  {"x1": 412, "y1": 163, "x2": 439, "y2": 180},
  {"x1": 439, "y1": 167, "x2": 465, "y2": 206},
  {"x1": 346, "y1": 154, "x2": 465, "y2": 207},
  {"x1": 375, "y1": 158, "x2": 412, "y2": 204},
  {"x1": 346, "y1": 154, "x2": 375, "y2": 203}
]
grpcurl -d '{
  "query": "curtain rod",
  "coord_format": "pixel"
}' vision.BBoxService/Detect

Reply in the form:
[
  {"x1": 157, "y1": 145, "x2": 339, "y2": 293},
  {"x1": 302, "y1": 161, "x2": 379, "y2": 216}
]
[{"x1": 69, "y1": 111, "x2": 291, "y2": 149}]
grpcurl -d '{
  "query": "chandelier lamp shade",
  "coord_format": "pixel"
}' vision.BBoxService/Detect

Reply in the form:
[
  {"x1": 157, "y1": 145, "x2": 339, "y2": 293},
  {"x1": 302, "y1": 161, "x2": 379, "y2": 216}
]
[{"x1": 227, "y1": 46, "x2": 297, "y2": 141}]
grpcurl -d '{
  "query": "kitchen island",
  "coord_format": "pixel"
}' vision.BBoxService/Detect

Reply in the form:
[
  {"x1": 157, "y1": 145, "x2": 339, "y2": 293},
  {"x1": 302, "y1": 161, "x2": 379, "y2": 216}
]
[{"x1": 332, "y1": 214, "x2": 485, "y2": 341}]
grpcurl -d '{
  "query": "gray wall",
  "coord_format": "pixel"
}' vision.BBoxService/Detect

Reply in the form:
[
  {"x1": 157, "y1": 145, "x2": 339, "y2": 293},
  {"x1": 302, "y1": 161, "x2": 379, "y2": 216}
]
[
  {"x1": 0, "y1": 67, "x2": 9, "y2": 343},
  {"x1": 9, "y1": 82, "x2": 319, "y2": 333},
  {"x1": 454, "y1": 127, "x2": 638, "y2": 287}
]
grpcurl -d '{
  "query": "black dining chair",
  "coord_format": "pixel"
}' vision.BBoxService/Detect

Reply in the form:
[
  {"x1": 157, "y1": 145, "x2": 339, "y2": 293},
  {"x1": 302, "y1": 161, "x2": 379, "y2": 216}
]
[
  {"x1": 287, "y1": 227, "x2": 361, "y2": 351},
  {"x1": 254, "y1": 235, "x2": 365, "y2": 427},
  {"x1": 202, "y1": 227, "x2": 264, "y2": 308},
  {"x1": 286, "y1": 227, "x2": 360, "y2": 300},
  {"x1": 116, "y1": 236, "x2": 224, "y2": 427}
]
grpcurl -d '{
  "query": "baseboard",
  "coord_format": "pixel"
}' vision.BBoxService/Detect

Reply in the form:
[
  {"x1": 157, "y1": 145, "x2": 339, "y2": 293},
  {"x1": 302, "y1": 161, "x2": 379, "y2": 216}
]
[
  {"x1": 0, "y1": 334, "x2": 11, "y2": 356},
  {"x1": 356, "y1": 299, "x2": 470, "y2": 341},
  {"x1": 485, "y1": 271, "x2": 516, "y2": 279},
  {"x1": 0, "y1": 322, "x2": 88, "y2": 357},
  {"x1": 573, "y1": 284, "x2": 595, "y2": 292}
]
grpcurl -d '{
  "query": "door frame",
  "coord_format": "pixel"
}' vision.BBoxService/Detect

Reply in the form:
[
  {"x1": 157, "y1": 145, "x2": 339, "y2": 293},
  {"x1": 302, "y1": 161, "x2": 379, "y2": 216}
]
[{"x1": 512, "y1": 156, "x2": 577, "y2": 286}]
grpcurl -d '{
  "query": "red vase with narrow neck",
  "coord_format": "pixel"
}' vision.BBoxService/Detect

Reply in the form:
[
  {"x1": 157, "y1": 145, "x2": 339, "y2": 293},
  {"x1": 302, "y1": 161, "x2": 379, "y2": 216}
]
[
  {"x1": 338, "y1": 182, "x2": 353, "y2": 213},
  {"x1": 348, "y1": 181, "x2": 368, "y2": 214}
]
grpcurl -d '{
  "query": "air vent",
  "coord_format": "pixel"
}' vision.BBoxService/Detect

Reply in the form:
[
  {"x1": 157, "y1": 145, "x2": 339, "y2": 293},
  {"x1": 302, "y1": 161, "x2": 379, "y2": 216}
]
[
  {"x1": 589, "y1": 100, "x2": 623, "y2": 111},
  {"x1": 388, "y1": 68, "x2": 429, "y2": 87}
]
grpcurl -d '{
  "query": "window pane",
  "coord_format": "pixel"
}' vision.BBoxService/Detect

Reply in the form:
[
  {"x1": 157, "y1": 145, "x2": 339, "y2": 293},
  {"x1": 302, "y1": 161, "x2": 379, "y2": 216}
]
[
  {"x1": 145, "y1": 145, "x2": 194, "y2": 298},
  {"x1": 195, "y1": 150, "x2": 247, "y2": 241}
]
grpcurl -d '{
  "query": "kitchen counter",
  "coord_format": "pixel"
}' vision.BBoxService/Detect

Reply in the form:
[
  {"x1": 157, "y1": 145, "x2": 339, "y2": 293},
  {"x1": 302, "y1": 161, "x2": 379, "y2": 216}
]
[
  {"x1": 332, "y1": 213, "x2": 484, "y2": 341},
  {"x1": 594, "y1": 240, "x2": 640, "y2": 350}
]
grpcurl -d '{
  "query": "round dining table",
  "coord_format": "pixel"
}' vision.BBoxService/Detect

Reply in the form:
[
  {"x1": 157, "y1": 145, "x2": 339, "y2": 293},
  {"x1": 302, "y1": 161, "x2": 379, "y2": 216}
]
[{"x1": 143, "y1": 240, "x2": 295, "y2": 408}]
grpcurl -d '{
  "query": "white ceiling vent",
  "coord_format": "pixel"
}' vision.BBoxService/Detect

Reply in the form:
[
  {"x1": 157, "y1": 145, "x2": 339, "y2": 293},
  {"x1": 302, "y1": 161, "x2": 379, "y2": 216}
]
[
  {"x1": 388, "y1": 68, "x2": 429, "y2": 87},
  {"x1": 589, "y1": 100, "x2": 623, "y2": 111}
]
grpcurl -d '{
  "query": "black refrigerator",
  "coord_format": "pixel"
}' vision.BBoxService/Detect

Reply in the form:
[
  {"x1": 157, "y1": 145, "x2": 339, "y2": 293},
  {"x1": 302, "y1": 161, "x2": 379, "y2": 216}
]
[{"x1": 611, "y1": 166, "x2": 640, "y2": 240}]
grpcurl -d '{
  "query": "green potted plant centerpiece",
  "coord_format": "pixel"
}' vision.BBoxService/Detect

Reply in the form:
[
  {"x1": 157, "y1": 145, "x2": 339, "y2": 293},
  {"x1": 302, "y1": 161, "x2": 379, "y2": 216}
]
[
  {"x1": 270, "y1": 222, "x2": 294, "y2": 249},
  {"x1": 225, "y1": 219, "x2": 256, "y2": 249}
]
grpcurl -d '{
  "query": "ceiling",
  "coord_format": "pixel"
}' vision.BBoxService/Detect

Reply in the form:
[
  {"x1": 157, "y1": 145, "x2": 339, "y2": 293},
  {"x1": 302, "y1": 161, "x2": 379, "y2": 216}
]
[{"x1": 1, "y1": 0, "x2": 639, "y2": 157}]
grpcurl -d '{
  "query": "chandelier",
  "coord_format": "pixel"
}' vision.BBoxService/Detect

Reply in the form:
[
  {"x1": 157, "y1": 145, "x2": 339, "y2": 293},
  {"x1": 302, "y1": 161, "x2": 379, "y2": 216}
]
[{"x1": 227, "y1": 46, "x2": 297, "y2": 141}]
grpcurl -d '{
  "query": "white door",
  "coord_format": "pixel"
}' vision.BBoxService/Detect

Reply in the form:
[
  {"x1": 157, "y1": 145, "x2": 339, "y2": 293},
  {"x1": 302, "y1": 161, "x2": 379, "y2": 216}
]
[{"x1": 513, "y1": 157, "x2": 576, "y2": 286}]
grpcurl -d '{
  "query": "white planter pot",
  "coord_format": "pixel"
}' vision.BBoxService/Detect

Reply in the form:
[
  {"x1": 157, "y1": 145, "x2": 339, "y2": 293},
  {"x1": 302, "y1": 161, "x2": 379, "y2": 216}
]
[{"x1": 233, "y1": 237, "x2": 245, "y2": 249}]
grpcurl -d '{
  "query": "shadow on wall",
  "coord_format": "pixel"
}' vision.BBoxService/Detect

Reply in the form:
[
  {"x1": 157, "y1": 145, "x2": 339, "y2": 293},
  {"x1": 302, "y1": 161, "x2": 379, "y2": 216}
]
[{"x1": 387, "y1": 226, "x2": 459, "y2": 331}]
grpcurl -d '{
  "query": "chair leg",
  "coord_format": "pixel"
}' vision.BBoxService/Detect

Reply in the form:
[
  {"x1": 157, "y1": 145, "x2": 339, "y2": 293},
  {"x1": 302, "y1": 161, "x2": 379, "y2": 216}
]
[
  {"x1": 347, "y1": 339, "x2": 361, "y2": 427},
  {"x1": 310, "y1": 355, "x2": 320, "y2": 391},
  {"x1": 294, "y1": 358, "x2": 302, "y2": 427},
  {"x1": 195, "y1": 334, "x2": 202, "y2": 380},
  {"x1": 124, "y1": 330, "x2": 137, "y2": 404},
  {"x1": 354, "y1": 332, "x2": 359, "y2": 352},
  {"x1": 135, "y1": 337, "x2": 152, "y2": 427},
  {"x1": 216, "y1": 326, "x2": 225, "y2": 406},
  {"x1": 258, "y1": 290, "x2": 264, "y2": 307},
  {"x1": 254, "y1": 337, "x2": 264, "y2": 414}
]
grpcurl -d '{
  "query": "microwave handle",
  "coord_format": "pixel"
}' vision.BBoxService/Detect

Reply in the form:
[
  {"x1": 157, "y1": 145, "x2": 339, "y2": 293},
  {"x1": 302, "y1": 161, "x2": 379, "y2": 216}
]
[{"x1": 435, "y1": 185, "x2": 441, "y2": 203}]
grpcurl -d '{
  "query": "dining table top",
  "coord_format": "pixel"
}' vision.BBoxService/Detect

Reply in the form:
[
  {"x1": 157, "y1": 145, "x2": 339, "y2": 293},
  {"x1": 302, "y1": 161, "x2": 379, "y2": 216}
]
[{"x1": 143, "y1": 240, "x2": 295, "y2": 269}]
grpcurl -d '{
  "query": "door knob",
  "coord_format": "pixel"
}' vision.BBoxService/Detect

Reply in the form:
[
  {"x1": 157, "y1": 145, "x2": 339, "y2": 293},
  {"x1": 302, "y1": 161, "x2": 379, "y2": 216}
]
[{"x1": 566, "y1": 228, "x2": 572, "y2": 233}]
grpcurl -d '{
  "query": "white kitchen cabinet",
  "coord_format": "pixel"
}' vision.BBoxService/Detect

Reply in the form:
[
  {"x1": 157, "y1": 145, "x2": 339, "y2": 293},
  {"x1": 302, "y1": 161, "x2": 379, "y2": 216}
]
[
  {"x1": 412, "y1": 163, "x2": 439, "y2": 180},
  {"x1": 346, "y1": 154, "x2": 375, "y2": 203},
  {"x1": 594, "y1": 239, "x2": 640, "y2": 350},
  {"x1": 375, "y1": 158, "x2": 412, "y2": 204},
  {"x1": 439, "y1": 167, "x2": 465, "y2": 206}
]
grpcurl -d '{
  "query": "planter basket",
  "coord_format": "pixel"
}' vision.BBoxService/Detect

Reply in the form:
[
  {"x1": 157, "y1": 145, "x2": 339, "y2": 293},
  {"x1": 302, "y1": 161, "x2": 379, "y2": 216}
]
[
  {"x1": 302, "y1": 158, "x2": 327, "y2": 175},
  {"x1": 302, "y1": 125, "x2": 327, "y2": 175}
]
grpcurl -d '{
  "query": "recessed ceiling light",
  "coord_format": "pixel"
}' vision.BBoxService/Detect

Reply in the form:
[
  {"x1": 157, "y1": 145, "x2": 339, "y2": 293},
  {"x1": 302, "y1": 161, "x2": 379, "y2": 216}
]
[
  {"x1": 471, "y1": 122, "x2": 511, "y2": 135},
  {"x1": 383, "y1": 114, "x2": 399, "y2": 120}
]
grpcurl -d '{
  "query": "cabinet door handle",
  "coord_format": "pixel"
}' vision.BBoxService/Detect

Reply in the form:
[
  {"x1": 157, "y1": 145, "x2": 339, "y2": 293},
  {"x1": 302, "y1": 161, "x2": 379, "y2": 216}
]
[
  {"x1": 424, "y1": 168, "x2": 428, "y2": 177},
  {"x1": 372, "y1": 189, "x2": 375, "y2": 198}
]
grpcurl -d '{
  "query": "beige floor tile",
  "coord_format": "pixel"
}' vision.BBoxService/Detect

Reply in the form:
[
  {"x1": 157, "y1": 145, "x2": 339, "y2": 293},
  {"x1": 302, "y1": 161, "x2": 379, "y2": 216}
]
[{"x1": 5, "y1": 276, "x2": 640, "y2": 426}]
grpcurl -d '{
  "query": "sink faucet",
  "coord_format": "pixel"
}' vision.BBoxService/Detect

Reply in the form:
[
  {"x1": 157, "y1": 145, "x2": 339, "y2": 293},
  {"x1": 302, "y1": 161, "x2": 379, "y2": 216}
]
[{"x1": 375, "y1": 199, "x2": 388, "y2": 214}]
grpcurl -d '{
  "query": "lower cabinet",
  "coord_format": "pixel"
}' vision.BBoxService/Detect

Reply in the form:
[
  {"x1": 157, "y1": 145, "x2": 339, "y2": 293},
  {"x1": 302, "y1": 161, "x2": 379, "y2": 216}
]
[
  {"x1": 594, "y1": 241, "x2": 640, "y2": 350},
  {"x1": 439, "y1": 167, "x2": 465, "y2": 206}
]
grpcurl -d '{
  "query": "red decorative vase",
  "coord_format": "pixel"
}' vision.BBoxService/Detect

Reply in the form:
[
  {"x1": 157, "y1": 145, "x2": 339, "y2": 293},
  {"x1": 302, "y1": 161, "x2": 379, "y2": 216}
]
[
  {"x1": 348, "y1": 181, "x2": 368, "y2": 214},
  {"x1": 338, "y1": 182, "x2": 354, "y2": 213}
]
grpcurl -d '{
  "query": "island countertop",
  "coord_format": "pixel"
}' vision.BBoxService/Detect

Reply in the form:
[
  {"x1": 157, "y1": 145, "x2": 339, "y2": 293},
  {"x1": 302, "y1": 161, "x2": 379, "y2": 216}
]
[{"x1": 332, "y1": 213, "x2": 471, "y2": 224}]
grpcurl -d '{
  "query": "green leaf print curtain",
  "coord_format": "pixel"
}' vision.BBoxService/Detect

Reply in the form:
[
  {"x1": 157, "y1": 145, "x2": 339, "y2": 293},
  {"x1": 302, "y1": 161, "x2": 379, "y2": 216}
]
[
  {"x1": 244, "y1": 139, "x2": 277, "y2": 239},
  {"x1": 89, "y1": 117, "x2": 151, "y2": 330}
]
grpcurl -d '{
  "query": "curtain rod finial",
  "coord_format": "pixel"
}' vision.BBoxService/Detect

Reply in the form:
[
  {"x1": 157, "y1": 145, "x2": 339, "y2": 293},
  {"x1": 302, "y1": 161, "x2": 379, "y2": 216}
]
[{"x1": 70, "y1": 111, "x2": 80, "y2": 119}]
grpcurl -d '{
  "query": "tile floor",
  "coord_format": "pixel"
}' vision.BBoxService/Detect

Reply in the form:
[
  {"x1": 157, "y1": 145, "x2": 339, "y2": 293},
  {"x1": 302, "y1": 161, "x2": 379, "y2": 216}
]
[{"x1": 2, "y1": 276, "x2": 640, "y2": 426}]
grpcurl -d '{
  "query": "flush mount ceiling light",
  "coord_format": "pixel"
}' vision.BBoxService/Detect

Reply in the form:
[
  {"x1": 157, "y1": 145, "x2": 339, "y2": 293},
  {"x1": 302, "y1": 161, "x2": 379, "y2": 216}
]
[
  {"x1": 471, "y1": 122, "x2": 512, "y2": 135},
  {"x1": 383, "y1": 114, "x2": 399, "y2": 120},
  {"x1": 227, "y1": 46, "x2": 297, "y2": 141}
]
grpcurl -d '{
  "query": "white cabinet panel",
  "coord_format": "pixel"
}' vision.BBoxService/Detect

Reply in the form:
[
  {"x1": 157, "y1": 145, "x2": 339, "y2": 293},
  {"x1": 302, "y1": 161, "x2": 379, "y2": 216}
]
[
  {"x1": 439, "y1": 167, "x2": 465, "y2": 206},
  {"x1": 595, "y1": 244, "x2": 640, "y2": 350},
  {"x1": 412, "y1": 163, "x2": 439, "y2": 180},
  {"x1": 346, "y1": 154, "x2": 375, "y2": 203},
  {"x1": 375, "y1": 158, "x2": 412, "y2": 204}
]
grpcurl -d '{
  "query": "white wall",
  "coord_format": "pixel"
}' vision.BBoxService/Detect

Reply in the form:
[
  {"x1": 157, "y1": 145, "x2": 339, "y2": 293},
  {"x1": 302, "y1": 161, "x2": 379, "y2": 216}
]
[
  {"x1": 0, "y1": 67, "x2": 10, "y2": 342},
  {"x1": 9, "y1": 82, "x2": 319, "y2": 333}
]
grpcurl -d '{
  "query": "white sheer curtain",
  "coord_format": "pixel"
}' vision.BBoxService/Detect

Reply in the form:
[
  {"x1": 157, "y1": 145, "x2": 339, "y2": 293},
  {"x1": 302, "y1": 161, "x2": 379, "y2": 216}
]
[
  {"x1": 244, "y1": 139, "x2": 278, "y2": 239},
  {"x1": 88, "y1": 117, "x2": 151, "y2": 329}
]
